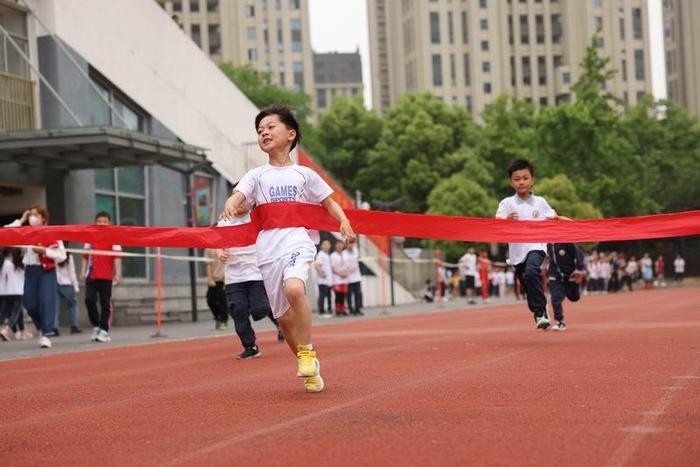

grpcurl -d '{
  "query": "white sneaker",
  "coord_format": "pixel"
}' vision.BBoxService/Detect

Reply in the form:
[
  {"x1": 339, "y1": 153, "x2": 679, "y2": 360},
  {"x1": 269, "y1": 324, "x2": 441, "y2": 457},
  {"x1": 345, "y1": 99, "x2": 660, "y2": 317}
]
[
  {"x1": 0, "y1": 325, "x2": 11, "y2": 341},
  {"x1": 552, "y1": 321, "x2": 567, "y2": 331},
  {"x1": 90, "y1": 327, "x2": 100, "y2": 342},
  {"x1": 96, "y1": 329, "x2": 111, "y2": 343},
  {"x1": 38, "y1": 336, "x2": 52, "y2": 348}
]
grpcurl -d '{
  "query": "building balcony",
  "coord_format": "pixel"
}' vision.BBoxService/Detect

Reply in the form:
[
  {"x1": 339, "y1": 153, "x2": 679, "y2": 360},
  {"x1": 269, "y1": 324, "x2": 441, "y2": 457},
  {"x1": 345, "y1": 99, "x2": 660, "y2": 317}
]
[{"x1": 0, "y1": 72, "x2": 36, "y2": 132}]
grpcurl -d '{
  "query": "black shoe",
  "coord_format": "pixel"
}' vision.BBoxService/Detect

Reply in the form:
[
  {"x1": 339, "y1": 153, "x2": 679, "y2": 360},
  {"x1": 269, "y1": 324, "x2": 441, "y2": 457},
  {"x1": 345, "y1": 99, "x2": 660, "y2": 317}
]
[
  {"x1": 237, "y1": 346, "x2": 261, "y2": 360},
  {"x1": 277, "y1": 330, "x2": 285, "y2": 343},
  {"x1": 355, "y1": 310, "x2": 365, "y2": 316},
  {"x1": 70, "y1": 327, "x2": 83, "y2": 334}
]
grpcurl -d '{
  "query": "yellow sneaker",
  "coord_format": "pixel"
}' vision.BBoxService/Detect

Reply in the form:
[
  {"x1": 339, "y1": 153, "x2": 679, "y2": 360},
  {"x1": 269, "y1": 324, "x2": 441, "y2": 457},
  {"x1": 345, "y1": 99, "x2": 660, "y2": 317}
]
[
  {"x1": 296, "y1": 347, "x2": 320, "y2": 377},
  {"x1": 304, "y1": 375, "x2": 325, "y2": 393}
]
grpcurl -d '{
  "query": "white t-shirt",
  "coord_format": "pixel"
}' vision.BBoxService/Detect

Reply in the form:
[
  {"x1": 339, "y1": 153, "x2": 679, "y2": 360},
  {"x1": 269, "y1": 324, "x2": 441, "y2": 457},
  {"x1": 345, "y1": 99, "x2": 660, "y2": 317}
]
[
  {"x1": 217, "y1": 215, "x2": 263, "y2": 284},
  {"x1": 495, "y1": 193, "x2": 556, "y2": 266},
  {"x1": 345, "y1": 247, "x2": 362, "y2": 283},
  {"x1": 235, "y1": 164, "x2": 334, "y2": 265},
  {"x1": 458, "y1": 252, "x2": 477, "y2": 277},
  {"x1": 314, "y1": 250, "x2": 333, "y2": 286},
  {"x1": 505, "y1": 270, "x2": 514, "y2": 285},
  {"x1": 0, "y1": 257, "x2": 24, "y2": 295},
  {"x1": 674, "y1": 258, "x2": 685, "y2": 274},
  {"x1": 330, "y1": 250, "x2": 349, "y2": 285}
]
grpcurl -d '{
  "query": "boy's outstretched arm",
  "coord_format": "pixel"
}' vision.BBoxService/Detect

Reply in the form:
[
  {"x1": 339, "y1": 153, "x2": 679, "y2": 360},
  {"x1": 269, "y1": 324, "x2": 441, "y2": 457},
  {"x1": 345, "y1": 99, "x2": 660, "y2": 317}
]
[
  {"x1": 221, "y1": 191, "x2": 246, "y2": 219},
  {"x1": 321, "y1": 197, "x2": 356, "y2": 245}
]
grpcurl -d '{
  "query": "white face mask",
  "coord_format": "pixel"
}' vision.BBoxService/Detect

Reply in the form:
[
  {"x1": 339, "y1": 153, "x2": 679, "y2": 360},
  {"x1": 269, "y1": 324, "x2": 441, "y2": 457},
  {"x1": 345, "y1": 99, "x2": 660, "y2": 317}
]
[{"x1": 28, "y1": 215, "x2": 43, "y2": 226}]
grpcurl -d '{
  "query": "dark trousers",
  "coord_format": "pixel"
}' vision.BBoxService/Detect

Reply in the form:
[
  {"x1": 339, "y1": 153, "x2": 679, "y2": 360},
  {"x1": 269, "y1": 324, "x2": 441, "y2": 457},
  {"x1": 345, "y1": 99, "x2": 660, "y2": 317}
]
[
  {"x1": 226, "y1": 281, "x2": 274, "y2": 349},
  {"x1": 0, "y1": 295, "x2": 23, "y2": 328},
  {"x1": 548, "y1": 278, "x2": 581, "y2": 321},
  {"x1": 514, "y1": 251, "x2": 547, "y2": 316},
  {"x1": 85, "y1": 279, "x2": 113, "y2": 332},
  {"x1": 317, "y1": 284, "x2": 332, "y2": 314},
  {"x1": 206, "y1": 281, "x2": 228, "y2": 323},
  {"x1": 346, "y1": 281, "x2": 363, "y2": 314},
  {"x1": 24, "y1": 265, "x2": 57, "y2": 335}
]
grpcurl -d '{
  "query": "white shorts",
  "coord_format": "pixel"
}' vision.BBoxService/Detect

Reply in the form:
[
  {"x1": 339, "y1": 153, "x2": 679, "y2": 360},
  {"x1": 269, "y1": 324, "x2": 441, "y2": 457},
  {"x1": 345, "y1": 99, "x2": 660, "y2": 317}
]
[{"x1": 259, "y1": 246, "x2": 315, "y2": 319}]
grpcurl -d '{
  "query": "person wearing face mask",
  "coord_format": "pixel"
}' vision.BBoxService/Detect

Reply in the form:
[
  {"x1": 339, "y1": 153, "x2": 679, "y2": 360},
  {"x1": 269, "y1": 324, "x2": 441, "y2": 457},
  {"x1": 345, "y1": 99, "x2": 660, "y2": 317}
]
[{"x1": 4, "y1": 206, "x2": 66, "y2": 349}]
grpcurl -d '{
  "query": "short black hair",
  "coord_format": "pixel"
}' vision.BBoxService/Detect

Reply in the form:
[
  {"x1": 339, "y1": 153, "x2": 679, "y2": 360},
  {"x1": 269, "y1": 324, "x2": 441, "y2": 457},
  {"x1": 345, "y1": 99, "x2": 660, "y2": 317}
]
[
  {"x1": 95, "y1": 211, "x2": 111, "y2": 221},
  {"x1": 255, "y1": 105, "x2": 301, "y2": 150},
  {"x1": 507, "y1": 159, "x2": 535, "y2": 178}
]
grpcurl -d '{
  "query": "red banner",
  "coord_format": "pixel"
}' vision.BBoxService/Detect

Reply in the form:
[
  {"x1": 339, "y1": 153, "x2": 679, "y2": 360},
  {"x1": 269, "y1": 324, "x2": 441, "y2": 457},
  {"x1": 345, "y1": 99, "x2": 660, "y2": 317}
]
[{"x1": 1, "y1": 203, "x2": 699, "y2": 248}]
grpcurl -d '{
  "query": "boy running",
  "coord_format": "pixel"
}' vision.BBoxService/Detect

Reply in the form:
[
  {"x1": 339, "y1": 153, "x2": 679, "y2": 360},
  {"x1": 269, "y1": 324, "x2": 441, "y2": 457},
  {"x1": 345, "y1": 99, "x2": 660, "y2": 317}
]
[
  {"x1": 222, "y1": 105, "x2": 356, "y2": 393},
  {"x1": 546, "y1": 243, "x2": 586, "y2": 331},
  {"x1": 495, "y1": 159, "x2": 559, "y2": 330}
]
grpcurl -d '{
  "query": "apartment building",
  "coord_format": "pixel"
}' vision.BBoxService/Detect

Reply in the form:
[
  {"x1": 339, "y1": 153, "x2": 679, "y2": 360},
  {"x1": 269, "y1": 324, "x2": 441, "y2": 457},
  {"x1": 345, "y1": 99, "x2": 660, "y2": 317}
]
[
  {"x1": 156, "y1": 0, "x2": 315, "y2": 113},
  {"x1": 368, "y1": 0, "x2": 652, "y2": 116},
  {"x1": 313, "y1": 51, "x2": 364, "y2": 117},
  {"x1": 663, "y1": 0, "x2": 700, "y2": 116}
]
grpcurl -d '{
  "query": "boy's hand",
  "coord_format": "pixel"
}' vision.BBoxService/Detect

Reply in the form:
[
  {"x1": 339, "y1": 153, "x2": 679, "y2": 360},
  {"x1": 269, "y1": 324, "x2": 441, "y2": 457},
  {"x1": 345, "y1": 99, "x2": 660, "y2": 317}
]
[
  {"x1": 32, "y1": 245, "x2": 45, "y2": 254},
  {"x1": 20, "y1": 210, "x2": 31, "y2": 224},
  {"x1": 339, "y1": 219, "x2": 356, "y2": 246},
  {"x1": 208, "y1": 279, "x2": 216, "y2": 287},
  {"x1": 221, "y1": 193, "x2": 244, "y2": 220},
  {"x1": 506, "y1": 212, "x2": 519, "y2": 220},
  {"x1": 569, "y1": 270, "x2": 586, "y2": 284},
  {"x1": 217, "y1": 249, "x2": 230, "y2": 263},
  {"x1": 113, "y1": 276, "x2": 121, "y2": 286}
]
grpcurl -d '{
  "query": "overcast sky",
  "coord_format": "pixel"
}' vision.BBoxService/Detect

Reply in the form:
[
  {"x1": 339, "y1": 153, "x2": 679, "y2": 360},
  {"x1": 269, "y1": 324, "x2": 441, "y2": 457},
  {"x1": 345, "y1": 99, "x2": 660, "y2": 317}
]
[{"x1": 309, "y1": 0, "x2": 666, "y2": 110}]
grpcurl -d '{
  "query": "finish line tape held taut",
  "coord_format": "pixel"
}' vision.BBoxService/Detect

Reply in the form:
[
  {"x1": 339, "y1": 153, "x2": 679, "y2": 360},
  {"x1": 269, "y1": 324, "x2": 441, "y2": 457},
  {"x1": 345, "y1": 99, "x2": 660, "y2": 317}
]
[{"x1": 1, "y1": 203, "x2": 699, "y2": 248}]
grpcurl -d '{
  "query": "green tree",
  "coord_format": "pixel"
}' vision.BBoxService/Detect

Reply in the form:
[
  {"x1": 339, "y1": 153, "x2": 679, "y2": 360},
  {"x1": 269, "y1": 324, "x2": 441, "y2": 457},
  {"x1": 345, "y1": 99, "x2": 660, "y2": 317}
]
[
  {"x1": 314, "y1": 96, "x2": 384, "y2": 193},
  {"x1": 536, "y1": 174, "x2": 602, "y2": 219}
]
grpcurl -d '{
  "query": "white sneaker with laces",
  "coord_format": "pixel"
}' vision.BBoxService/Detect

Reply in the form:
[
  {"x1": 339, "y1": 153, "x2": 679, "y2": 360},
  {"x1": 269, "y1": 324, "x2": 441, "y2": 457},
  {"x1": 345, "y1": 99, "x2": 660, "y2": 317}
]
[
  {"x1": 38, "y1": 336, "x2": 52, "y2": 348},
  {"x1": 90, "y1": 327, "x2": 100, "y2": 341},
  {"x1": 96, "y1": 329, "x2": 111, "y2": 343}
]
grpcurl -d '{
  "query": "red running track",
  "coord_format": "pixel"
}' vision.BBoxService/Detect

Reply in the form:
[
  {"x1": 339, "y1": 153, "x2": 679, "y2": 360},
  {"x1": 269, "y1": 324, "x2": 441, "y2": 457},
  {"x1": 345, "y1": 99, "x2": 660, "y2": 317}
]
[{"x1": 3, "y1": 288, "x2": 699, "y2": 466}]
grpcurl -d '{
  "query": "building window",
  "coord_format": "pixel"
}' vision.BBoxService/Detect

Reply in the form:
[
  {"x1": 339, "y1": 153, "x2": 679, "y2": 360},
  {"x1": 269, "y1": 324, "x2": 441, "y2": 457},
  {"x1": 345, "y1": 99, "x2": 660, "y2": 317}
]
[
  {"x1": 461, "y1": 11, "x2": 468, "y2": 44},
  {"x1": 317, "y1": 89, "x2": 327, "y2": 108},
  {"x1": 481, "y1": 40, "x2": 489, "y2": 51},
  {"x1": 94, "y1": 167, "x2": 147, "y2": 279},
  {"x1": 450, "y1": 54, "x2": 456, "y2": 85},
  {"x1": 278, "y1": 62, "x2": 285, "y2": 86},
  {"x1": 191, "y1": 24, "x2": 201, "y2": 47},
  {"x1": 553, "y1": 55, "x2": 563, "y2": 68},
  {"x1": 535, "y1": 15, "x2": 544, "y2": 44},
  {"x1": 636, "y1": 91, "x2": 645, "y2": 102},
  {"x1": 620, "y1": 50, "x2": 627, "y2": 81},
  {"x1": 93, "y1": 79, "x2": 147, "y2": 132},
  {"x1": 479, "y1": 0, "x2": 487, "y2": 8},
  {"x1": 173, "y1": 0, "x2": 182, "y2": 12},
  {"x1": 596, "y1": 37, "x2": 604, "y2": 48},
  {"x1": 248, "y1": 48, "x2": 257, "y2": 60},
  {"x1": 206, "y1": 0, "x2": 219, "y2": 12},
  {"x1": 634, "y1": 49, "x2": 645, "y2": 80},
  {"x1": 290, "y1": 0, "x2": 300, "y2": 9},
  {"x1": 551, "y1": 14, "x2": 562, "y2": 44},
  {"x1": 537, "y1": 56, "x2": 546, "y2": 85},
  {"x1": 562, "y1": 71, "x2": 571, "y2": 84},
  {"x1": 430, "y1": 12, "x2": 441, "y2": 44},
  {"x1": 594, "y1": 16, "x2": 602, "y2": 31},
  {"x1": 508, "y1": 15, "x2": 513, "y2": 45},
  {"x1": 482, "y1": 61, "x2": 490, "y2": 73},
  {"x1": 432, "y1": 54, "x2": 443, "y2": 86},
  {"x1": 293, "y1": 61, "x2": 304, "y2": 92},
  {"x1": 276, "y1": 0, "x2": 281, "y2": 10},
  {"x1": 539, "y1": 97, "x2": 548, "y2": 107},
  {"x1": 510, "y1": 55, "x2": 516, "y2": 87},
  {"x1": 463, "y1": 53, "x2": 471, "y2": 85},
  {"x1": 208, "y1": 24, "x2": 221, "y2": 55},
  {"x1": 465, "y1": 95, "x2": 473, "y2": 114},
  {"x1": 190, "y1": 0, "x2": 199, "y2": 13},
  {"x1": 480, "y1": 19, "x2": 488, "y2": 31},
  {"x1": 619, "y1": 8, "x2": 625, "y2": 40},
  {"x1": 520, "y1": 15, "x2": 529, "y2": 45},
  {"x1": 448, "y1": 12, "x2": 455, "y2": 44},
  {"x1": 632, "y1": 8, "x2": 642, "y2": 39},
  {"x1": 593, "y1": 0, "x2": 602, "y2": 7},
  {"x1": 290, "y1": 19, "x2": 302, "y2": 52},
  {"x1": 244, "y1": 5, "x2": 255, "y2": 17},
  {"x1": 484, "y1": 82, "x2": 491, "y2": 94},
  {"x1": 246, "y1": 26, "x2": 256, "y2": 40},
  {"x1": 277, "y1": 19, "x2": 284, "y2": 51},
  {"x1": 522, "y1": 56, "x2": 531, "y2": 85}
]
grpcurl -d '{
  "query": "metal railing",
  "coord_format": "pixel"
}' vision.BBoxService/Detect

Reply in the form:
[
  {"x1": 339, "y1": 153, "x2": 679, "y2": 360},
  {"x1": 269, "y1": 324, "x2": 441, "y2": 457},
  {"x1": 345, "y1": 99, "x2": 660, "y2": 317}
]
[{"x1": 0, "y1": 72, "x2": 35, "y2": 132}]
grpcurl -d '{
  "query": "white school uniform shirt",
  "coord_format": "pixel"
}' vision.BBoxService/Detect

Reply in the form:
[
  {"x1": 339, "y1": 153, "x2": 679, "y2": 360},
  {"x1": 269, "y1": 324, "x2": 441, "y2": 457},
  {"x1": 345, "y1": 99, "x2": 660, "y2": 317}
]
[
  {"x1": 217, "y1": 212, "x2": 263, "y2": 285},
  {"x1": 345, "y1": 247, "x2": 362, "y2": 283},
  {"x1": 236, "y1": 164, "x2": 334, "y2": 266},
  {"x1": 56, "y1": 255, "x2": 80, "y2": 292},
  {"x1": 4, "y1": 219, "x2": 67, "y2": 266},
  {"x1": 0, "y1": 257, "x2": 24, "y2": 296},
  {"x1": 314, "y1": 250, "x2": 333, "y2": 286},
  {"x1": 495, "y1": 193, "x2": 556, "y2": 266},
  {"x1": 674, "y1": 258, "x2": 685, "y2": 274},
  {"x1": 505, "y1": 270, "x2": 514, "y2": 285},
  {"x1": 458, "y1": 252, "x2": 477, "y2": 277},
  {"x1": 330, "y1": 250, "x2": 349, "y2": 286}
]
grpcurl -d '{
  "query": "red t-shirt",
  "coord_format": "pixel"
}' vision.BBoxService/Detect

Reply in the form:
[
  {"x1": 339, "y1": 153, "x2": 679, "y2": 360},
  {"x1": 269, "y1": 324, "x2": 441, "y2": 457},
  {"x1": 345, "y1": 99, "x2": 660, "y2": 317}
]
[{"x1": 83, "y1": 243, "x2": 122, "y2": 281}]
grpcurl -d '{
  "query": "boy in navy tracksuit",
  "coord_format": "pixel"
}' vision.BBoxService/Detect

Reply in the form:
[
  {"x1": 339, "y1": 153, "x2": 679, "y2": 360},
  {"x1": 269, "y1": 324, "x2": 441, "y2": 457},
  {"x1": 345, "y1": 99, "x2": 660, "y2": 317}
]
[{"x1": 546, "y1": 243, "x2": 586, "y2": 331}]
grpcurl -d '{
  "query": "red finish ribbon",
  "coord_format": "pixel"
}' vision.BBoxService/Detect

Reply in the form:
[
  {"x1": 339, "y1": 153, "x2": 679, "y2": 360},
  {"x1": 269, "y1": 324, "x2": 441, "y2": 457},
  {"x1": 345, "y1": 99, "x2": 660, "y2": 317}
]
[{"x1": 1, "y1": 203, "x2": 699, "y2": 248}]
